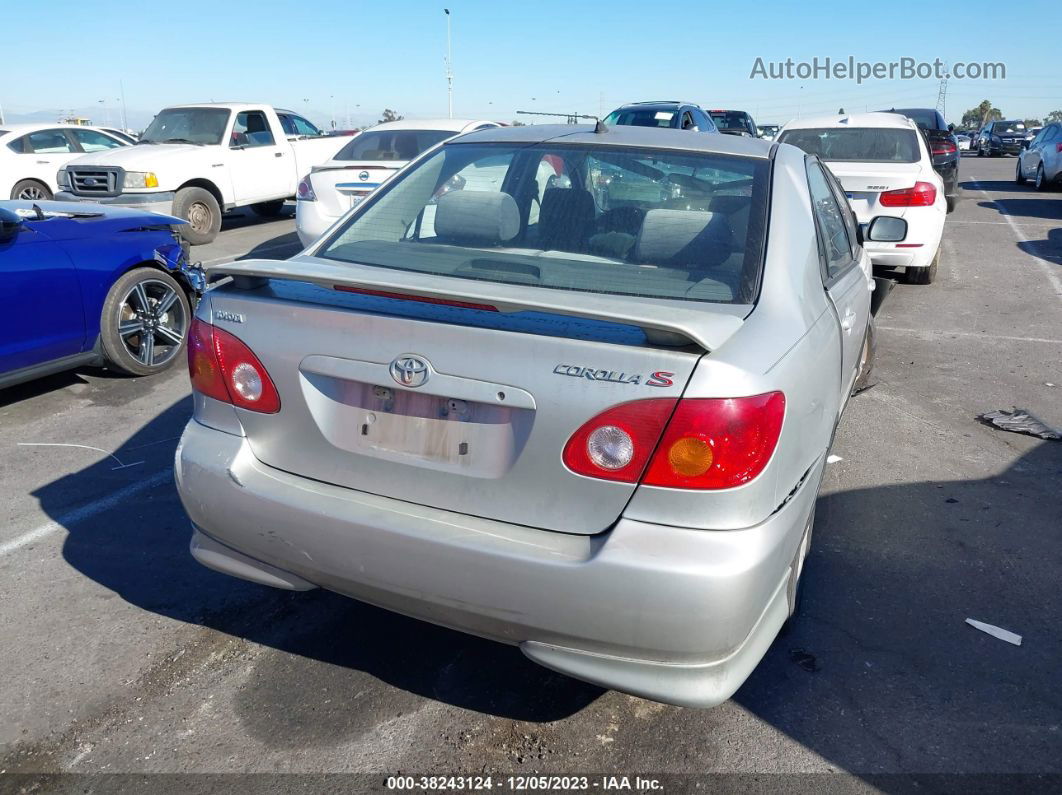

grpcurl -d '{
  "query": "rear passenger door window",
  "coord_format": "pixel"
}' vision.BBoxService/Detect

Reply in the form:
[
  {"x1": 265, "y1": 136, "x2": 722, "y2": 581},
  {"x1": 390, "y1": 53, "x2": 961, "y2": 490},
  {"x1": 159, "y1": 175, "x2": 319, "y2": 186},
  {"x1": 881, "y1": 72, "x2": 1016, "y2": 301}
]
[
  {"x1": 26, "y1": 129, "x2": 78, "y2": 154},
  {"x1": 71, "y1": 129, "x2": 124, "y2": 152},
  {"x1": 806, "y1": 161, "x2": 854, "y2": 279}
]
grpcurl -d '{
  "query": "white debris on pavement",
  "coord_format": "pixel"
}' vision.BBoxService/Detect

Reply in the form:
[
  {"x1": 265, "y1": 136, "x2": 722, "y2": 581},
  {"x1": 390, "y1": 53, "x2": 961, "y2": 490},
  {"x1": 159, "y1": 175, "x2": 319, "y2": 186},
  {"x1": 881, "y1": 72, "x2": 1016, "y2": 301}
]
[
  {"x1": 966, "y1": 618, "x2": 1023, "y2": 646},
  {"x1": 827, "y1": 455, "x2": 843, "y2": 463}
]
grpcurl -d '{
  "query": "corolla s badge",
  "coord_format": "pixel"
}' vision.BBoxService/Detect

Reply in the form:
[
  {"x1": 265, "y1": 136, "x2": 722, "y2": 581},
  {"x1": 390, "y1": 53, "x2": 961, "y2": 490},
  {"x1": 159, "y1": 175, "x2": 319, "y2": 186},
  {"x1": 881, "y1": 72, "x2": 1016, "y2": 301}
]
[
  {"x1": 359, "y1": 171, "x2": 371, "y2": 181},
  {"x1": 390, "y1": 355, "x2": 430, "y2": 387}
]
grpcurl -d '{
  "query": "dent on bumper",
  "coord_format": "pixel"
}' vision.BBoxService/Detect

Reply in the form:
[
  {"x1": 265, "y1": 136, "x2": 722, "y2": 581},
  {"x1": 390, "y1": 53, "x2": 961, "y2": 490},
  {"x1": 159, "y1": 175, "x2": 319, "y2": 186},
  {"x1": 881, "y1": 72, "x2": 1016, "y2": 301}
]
[{"x1": 176, "y1": 420, "x2": 818, "y2": 707}]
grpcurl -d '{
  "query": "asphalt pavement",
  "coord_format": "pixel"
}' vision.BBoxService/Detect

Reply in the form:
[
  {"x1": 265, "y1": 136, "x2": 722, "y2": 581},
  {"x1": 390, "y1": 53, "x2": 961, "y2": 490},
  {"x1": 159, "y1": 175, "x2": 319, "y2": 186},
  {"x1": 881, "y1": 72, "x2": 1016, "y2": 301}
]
[{"x1": 1, "y1": 159, "x2": 1059, "y2": 792}]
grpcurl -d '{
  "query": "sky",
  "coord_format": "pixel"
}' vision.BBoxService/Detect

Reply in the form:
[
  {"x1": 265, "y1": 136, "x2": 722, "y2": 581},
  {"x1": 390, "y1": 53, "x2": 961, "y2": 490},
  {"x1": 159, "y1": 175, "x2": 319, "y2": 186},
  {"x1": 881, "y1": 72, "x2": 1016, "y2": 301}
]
[{"x1": 2, "y1": 0, "x2": 1059, "y2": 131}]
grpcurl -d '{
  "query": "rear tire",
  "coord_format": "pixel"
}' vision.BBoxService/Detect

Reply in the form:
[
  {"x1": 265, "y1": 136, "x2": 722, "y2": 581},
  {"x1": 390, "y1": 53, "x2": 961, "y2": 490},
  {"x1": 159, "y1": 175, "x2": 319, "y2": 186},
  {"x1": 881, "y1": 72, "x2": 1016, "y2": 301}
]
[
  {"x1": 1035, "y1": 163, "x2": 1050, "y2": 192},
  {"x1": 853, "y1": 322, "x2": 876, "y2": 394},
  {"x1": 250, "y1": 200, "x2": 286, "y2": 218},
  {"x1": 172, "y1": 187, "x2": 222, "y2": 245},
  {"x1": 1015, "y1": 158, "x2": 1027, "y2": 185},
  {"x1": 10, "y1": 179, "x2": 52, "y2": 201},
  {"x1": 904, "y1": 249, "x2": 938, "y2": 285},
  {"x1": 98, "y1": 267, "x2": 191, "y2": 376}
]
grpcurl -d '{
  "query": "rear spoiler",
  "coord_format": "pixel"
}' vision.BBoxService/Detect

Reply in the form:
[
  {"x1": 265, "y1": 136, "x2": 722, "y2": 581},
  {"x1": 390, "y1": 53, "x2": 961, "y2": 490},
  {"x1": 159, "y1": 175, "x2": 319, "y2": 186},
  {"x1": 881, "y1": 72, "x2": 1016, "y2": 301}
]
[{"x1": 206, "y1": 257, "x2": 749, "y2": 351}]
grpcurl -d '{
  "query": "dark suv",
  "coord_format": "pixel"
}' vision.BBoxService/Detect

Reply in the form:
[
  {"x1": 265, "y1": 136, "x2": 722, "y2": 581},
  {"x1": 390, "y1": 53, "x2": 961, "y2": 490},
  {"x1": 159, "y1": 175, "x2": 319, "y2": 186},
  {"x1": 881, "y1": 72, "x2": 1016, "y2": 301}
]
[
  {"x1": 882, "y1": 108, "x2": 959, "y2": 212},
  {"x1": 707, "y1": 109, "x2": 759, "y2": 137},
  {"x1": 603, "y1": 102, "x2": 718, "y2": 133},
  {"x1": 977, "y1": 120, "x2": 1028, "y2": 158}
]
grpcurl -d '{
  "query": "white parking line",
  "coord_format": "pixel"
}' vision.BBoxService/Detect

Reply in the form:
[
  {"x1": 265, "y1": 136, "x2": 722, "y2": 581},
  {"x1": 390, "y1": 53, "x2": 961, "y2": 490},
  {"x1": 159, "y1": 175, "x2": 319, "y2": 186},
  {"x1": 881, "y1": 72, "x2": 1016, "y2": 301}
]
[
  {"x1": 968, "y1": 178, "x2": 1062, "y2": 298},
  {"x1": 877, "y1": 326, "x2": 1062, "y2": 344},
  {"x1": 0, "y1": 468, "x2": 174, "y2": 557}
]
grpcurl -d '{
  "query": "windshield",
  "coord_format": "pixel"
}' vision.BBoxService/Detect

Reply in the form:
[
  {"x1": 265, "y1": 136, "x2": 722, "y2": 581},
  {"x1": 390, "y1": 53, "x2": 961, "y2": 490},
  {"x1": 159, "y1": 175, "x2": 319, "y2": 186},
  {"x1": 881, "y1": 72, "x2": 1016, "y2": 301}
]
[
  {"x1": 333, "y1": 129, "x2": 455, "y2": 161},
  {"x1": 603, "y1": 109, "x2": 677, "y2": 128},
  {"x1": 317, "y1": 141, "x2": 769, "y2": 305},
  {"x1": 140, "y1": 108, "x2": 231, "y2": 145},
  {"x1": 995, "y1": 120, "x2": 1026, "y2": 134},
  {"x1": 778, "y1": 127, "x2": 920, "y2": 163}
]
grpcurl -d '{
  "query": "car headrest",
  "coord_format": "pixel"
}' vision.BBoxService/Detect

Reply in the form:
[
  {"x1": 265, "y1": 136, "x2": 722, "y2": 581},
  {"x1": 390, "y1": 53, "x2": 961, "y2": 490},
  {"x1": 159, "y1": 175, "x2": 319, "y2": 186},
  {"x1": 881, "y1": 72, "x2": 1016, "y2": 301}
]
[
  {"x1": 434, "y1": 190, "x2": 520, "y2": 245},
  {"x1": 632, "y1": 209, "x2": 733, "y2": 268}
]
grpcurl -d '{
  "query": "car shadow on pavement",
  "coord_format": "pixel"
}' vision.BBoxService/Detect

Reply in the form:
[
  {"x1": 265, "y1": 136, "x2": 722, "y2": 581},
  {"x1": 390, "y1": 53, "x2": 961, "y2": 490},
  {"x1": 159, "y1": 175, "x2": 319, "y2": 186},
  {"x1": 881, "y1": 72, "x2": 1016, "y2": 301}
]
[
  {"x1": 976, "y1": 198, "x2": 1062, "y2": 222},
  {"x1": 41, "y1": 399, "x2": 602, "y2": 728},
  {"x1": 219, "y1": 204, "x2": 295, "y2": 234},
  {"x1": 35, "y1": 398, "x2": 1062, "y2": 769},
  {"x1": 1018, "y1": 227, "x2": 1062, "y2": 268},
  {"x1": 240, "y1": 230, "x2": 303, "y2": 260}
]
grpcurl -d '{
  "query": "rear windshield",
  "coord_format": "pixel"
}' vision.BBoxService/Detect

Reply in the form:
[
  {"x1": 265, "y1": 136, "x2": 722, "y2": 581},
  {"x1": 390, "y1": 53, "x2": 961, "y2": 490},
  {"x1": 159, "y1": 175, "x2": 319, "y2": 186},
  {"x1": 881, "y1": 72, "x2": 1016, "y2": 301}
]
[
  {"x1": 778, "y1": 127, "x2": 920, "y2": 163},
  {"x1": 889, "y1": 109, "x2": 940, "y2": 130},
  {"x1": 317, "y1": 141, "x2": 769, "y2": 305},
  {"x1": 334, "y1": 129, "x2": 455, "y2": 161},
  {"x1": 603, "y1": 109, "x2": 677, "y2": 128}
]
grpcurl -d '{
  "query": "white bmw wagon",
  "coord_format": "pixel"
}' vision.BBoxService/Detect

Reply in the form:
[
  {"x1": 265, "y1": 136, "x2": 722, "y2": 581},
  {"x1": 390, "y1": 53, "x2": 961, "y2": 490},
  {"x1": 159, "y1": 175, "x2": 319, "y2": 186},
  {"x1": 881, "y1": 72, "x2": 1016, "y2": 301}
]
[{"x1": 176, "y1": 124, "x2": 877, "y2": 707}]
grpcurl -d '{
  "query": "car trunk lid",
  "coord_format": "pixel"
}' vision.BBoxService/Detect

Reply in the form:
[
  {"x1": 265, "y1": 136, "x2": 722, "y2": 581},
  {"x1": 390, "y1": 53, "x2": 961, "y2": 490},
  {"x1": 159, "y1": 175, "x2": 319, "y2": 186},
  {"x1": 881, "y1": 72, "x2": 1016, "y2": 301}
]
[
  {"x1": 825, "y1": 161, "x2": 925, "y2": 220},
  {"x1": 203, "y1": 257, "x2": 748, "y2": 535},
  {"x1": 308, "y1": 161, "x2": 405, "y2": 219}
]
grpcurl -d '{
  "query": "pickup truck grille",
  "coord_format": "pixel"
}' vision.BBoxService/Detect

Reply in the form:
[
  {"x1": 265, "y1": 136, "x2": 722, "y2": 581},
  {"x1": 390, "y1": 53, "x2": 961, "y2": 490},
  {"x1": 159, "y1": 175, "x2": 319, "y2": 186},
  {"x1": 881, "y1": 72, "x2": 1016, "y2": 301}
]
[{"x1": 68, "y1": 166, "x2": 122, "y2": 197}]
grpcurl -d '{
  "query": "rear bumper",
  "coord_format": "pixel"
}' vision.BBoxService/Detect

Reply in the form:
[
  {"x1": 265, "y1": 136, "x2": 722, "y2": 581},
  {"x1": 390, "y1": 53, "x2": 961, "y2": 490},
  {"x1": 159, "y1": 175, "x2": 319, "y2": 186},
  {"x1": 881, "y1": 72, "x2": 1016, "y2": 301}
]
[
  {"x1": 175, "y1": 420, "x2": 820, "y2": 708},
  {"x1": 54, "y1": 190, "x2": 175, "y2": 216},
  {"x1": 294, "y1": 200, "x2": 341, "y2": 247}
]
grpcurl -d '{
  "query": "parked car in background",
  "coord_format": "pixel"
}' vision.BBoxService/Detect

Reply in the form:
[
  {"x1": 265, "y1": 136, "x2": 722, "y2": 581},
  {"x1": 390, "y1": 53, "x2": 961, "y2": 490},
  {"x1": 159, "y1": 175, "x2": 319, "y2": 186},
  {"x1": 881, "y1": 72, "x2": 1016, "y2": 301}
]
[
  {"x1": 295, "y1": 119, "x2": 500, "y2": 246},
  {"x1": 176, "y1": 123, "x2": 874, "y2": 709},
  {"x1": 54, "y1": 103, "x2": 348, "y2": 245},
  {"x1": 778, "y1": 112, "x2": 946, "y2": 284},
  {"x1": 1015, "y1": 122, "x2": 1062, "y2": 191},
  {"x1": 276, "y1": 110, "x2": 325, "y2": 139},
  {"x1": 0, "y1": 201, "x2": 201, "y2": 389},
  {"x1": 603, "y1": 102, "x2": 718, "y2": 133},
  {"x1": 1, "y1": 124, "x2": 129, "y2": 200},
  {"x1": 976, "y1": 120, "x2": 1027, "y2": 157},
  {"x1": 100, "y1": 128, "x2": 139, "y2": 145},
  {"x1": 758, "y1": 124, "x2": 780, "y2": 140},
  {"x1": 881, "y1": 108, "x2": 959, "y2": 211},
  {"x1": 708, "y1": 109, "x2": 759, "y2": 137},
  {"x1": 1024, "y1": 126, "x2": 1042, "y2": 145},
  {"x1": 955, "y1": 133, "x2": 971, "y2": 151}
]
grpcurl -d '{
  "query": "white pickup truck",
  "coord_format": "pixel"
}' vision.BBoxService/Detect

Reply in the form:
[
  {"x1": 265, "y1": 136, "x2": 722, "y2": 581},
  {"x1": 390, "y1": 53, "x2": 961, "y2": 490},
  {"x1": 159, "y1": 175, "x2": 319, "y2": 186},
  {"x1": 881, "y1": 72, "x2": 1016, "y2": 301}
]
[{"x1": 55, "y1": 103, "x2": 348, "y2": 244}]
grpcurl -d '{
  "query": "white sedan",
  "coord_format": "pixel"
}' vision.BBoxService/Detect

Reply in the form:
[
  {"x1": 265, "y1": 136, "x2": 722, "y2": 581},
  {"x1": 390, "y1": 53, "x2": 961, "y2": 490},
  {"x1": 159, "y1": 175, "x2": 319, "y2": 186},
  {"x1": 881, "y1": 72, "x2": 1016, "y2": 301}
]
[
  {"x1": 0, "y1": 124, "x2": 128, "y2": 200},
  {"x1": 295, "y1": 118, "x2": 499, "y2": 246},
  {"x1": 778, "y1": 112, "x2": 946, "y2": 284}
]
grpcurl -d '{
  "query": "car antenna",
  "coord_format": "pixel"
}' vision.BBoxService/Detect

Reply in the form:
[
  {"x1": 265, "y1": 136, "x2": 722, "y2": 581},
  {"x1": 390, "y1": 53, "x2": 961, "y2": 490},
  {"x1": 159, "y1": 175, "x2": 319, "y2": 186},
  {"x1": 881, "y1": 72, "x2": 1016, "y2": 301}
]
[{"x1": 515, "y1": 110, "x2": 608, "y2": 133}]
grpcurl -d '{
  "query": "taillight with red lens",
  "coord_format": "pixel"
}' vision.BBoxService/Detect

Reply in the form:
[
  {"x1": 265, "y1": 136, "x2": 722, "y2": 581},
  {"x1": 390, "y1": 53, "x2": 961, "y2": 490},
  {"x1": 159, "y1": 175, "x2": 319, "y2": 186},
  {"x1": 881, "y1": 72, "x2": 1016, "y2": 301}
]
[
  {"x1": 562, "y1": 399, "x2": 678, "y2": 483},
  {"x1": 931, "y1": 141, "x2": 957, "y2": 155},
  {"x1": 187, "y1": 317, "x2": 280, "y2": 413},
  {"x1": 296, "y1": 176, "x2": 316, "y2": 201},
  {"x1": 879, "y1": 181, "x2": 937, "y2": 207},
  {"x1": 642, "y1": 393, "x2": 785, "y2": 489}
]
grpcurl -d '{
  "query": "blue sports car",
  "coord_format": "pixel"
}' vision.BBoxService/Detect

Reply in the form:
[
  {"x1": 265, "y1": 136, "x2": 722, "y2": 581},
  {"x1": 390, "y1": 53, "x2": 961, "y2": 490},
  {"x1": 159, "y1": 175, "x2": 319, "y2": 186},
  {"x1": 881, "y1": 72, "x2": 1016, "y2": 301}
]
[{"x1": 1, "y1": 200, "x2": 204, "y2": 389}]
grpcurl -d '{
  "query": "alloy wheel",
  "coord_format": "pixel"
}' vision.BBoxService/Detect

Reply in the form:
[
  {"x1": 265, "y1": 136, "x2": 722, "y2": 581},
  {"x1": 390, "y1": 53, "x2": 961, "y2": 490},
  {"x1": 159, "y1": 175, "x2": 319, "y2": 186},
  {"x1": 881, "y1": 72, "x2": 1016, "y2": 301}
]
[
  {"x1": 116, "y1": 279, "x2": 188, "y2": 367},
  {"x1": 17, "y1": 185, "x2": 46, "y2": 200}
]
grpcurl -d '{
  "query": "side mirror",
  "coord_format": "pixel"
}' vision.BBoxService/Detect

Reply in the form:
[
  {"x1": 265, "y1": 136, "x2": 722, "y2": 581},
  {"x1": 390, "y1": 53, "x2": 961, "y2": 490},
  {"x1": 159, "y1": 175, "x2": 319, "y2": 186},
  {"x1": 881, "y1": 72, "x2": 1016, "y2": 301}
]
[
  {"x1": 0, "y1": 207, "x2": 24, "y2": 244},
  {"x1": 866, "y1": 216, "x2": 907, "y2": 242}
]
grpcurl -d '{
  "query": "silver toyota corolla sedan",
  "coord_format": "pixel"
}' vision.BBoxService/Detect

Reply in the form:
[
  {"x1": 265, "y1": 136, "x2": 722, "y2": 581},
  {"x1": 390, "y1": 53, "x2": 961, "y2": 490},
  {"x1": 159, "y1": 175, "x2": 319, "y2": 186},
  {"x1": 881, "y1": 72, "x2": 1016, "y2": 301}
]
[{"x1": 176, "y1": 124, "x2": 876, "y2": 708}]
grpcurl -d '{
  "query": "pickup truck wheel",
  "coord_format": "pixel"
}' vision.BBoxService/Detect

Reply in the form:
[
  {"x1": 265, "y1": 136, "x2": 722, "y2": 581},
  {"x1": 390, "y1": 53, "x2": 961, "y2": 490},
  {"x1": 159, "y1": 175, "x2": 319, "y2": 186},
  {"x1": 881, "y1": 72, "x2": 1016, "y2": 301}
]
[
  {"x1": 904, "y1": 249, "x2": 938, "y2": 285},
  {"x1": 173, "y1": 187, "x2": 221, "y2": 245},
  {"x1": 11, "y1": 179, "x2": 52, "y2": 200},
  {"x1": 99, "y1": 267, "x2": 191, "y2": 376},
  {"x1": 250, "y1": 200, "x2": 286, "y2": 218}
]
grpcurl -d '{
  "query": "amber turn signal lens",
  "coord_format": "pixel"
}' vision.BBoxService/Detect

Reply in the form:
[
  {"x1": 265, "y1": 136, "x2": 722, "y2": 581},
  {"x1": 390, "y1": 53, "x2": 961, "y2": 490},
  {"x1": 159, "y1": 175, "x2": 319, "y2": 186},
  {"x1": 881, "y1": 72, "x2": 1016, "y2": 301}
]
[{"x1": 667, "y1": 437, "x2": 713, "y2": 477}]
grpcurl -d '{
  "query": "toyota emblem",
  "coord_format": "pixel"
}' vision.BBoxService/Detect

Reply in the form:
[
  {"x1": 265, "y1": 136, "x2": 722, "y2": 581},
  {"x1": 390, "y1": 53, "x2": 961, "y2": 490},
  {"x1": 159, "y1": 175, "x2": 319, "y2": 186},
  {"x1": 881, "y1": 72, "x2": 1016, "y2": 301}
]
[
  {"x1": 389, "y1": 355, "x2": 430, "y2": 388},
  {"x1": 359, "y1": 170, "x2": 370, "y2": 181}
]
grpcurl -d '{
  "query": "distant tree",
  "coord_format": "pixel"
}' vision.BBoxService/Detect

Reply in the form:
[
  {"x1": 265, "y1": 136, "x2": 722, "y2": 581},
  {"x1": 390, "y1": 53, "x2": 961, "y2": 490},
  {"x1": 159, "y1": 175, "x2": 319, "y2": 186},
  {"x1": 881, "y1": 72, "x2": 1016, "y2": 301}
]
[
  {"x1": 510, "y1": 120, "x2": 527, "y2": 127},
  {"x1": 838, "y1": 107, "x2": 845, "y2": 114},
  {"x1": 962, "y1": 100, "x2": 1002, "y2": 128},
  {"x1": 1045, "y1": 110, "x2": 1062, "y2": 123},
  {"x1": 1023, "y1": 118, "x2": 1042, "y2": 128},
  {"x1": 377, "y1": 109, "x2": 404, "y2": 125}
]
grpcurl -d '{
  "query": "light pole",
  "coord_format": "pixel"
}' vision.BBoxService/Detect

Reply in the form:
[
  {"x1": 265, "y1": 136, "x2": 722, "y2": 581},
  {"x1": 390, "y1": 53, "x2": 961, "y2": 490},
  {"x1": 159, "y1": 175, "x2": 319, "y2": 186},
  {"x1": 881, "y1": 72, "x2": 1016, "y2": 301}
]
[
  {"x1": 330, "y1": 95, "x2": 336, "y2": 130},
  {"x1": 119, "y1": 79, "x2": 128, "y2": 131},
  {"x1": 444, "y1": 8, "x2": 453, "y2": 118}
]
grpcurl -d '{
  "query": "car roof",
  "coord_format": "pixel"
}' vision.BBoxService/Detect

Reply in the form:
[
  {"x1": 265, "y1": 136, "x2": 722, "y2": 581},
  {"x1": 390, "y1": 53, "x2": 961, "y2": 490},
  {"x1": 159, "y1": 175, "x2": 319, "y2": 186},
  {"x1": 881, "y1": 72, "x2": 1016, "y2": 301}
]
[
  {"x1": 452, "y1": 123, "x2": 773, "y2": 158},
  {"x1": 0, "y1": 123, "x2": 120, "y2": 138},
  {"x1": 360, "y1": 118, "x2": 498, "y2": 133},
  {"x1": 781, "y1": 112, "x2": 917, "y2": 131}
]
